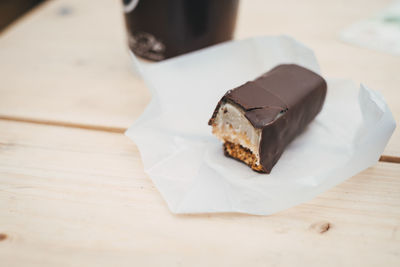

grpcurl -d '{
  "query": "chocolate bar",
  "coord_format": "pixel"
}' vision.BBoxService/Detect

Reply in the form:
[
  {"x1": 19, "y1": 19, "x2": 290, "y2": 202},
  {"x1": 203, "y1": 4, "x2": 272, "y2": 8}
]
[{"x1": 208, "y1": 64, "x2": 327, "y2": 173}]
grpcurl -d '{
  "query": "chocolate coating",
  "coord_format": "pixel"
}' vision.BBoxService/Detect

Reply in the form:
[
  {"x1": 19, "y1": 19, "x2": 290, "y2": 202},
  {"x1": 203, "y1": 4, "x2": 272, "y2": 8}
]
[{"x1": 209, "y1": 64, "x2": 327, "y2": 173}]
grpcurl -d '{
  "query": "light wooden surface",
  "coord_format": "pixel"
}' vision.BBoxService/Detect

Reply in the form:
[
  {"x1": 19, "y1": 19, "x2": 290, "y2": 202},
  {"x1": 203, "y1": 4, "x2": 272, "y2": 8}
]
[
  {"x1": 1, "y1": 0, "x2": 400, "y2": 266},
  {"x1": 0, "y1": 0, "x2": 149, "y2": 132},
  {"x1": 0, "y1": 0, "x2": 399, "y2": 157},
  {"x1": 0, "y1": 119, "x2": 399, "y2": 266}
]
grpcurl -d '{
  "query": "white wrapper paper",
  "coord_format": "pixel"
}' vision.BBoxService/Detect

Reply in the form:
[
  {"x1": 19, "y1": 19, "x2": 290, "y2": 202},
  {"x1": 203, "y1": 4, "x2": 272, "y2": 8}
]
[{"x1": 126, "y1": 35, "x2": 396, "y2": 215}]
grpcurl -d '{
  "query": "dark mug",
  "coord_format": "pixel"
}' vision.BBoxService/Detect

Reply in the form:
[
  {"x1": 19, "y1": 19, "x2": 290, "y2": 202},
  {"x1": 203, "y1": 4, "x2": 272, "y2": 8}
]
[{"x1": 122, "y1": 0, "x2": 239, "y2": 61}]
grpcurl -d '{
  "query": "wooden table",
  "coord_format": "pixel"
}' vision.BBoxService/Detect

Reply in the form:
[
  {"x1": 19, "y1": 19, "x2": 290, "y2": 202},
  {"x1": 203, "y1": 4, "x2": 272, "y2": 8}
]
[{"x1": 0, "y1": 0, "x2": 399, "y2": 266}]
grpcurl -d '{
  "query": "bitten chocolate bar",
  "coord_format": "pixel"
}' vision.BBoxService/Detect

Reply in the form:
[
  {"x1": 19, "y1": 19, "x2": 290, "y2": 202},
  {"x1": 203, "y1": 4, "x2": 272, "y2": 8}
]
[{"x1": 208, "y1": 64, "x2": 327, "y2": 173}]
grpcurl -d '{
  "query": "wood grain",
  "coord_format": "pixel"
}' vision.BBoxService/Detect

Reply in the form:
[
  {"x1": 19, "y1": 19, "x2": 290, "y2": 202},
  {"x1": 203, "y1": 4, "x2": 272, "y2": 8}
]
[
  {"x1": 0, "y1": 0, "x2": 399, "y2": 157},
  {"x1": 0, "y1": 0, "x2": 151, "y2": 129},
  {"x1": 0, "y1": 119, "x2": 399, "y2": 266}
]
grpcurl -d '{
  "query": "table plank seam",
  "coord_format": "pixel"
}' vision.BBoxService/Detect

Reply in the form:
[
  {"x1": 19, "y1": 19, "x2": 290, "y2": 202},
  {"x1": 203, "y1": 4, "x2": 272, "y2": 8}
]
[
  {"x1": 0, "y1": 116, "x2": 399, "y2": 164},
  {"x1": 0, "y1": 115, "x2": 125, "y2": 134},
  {"x1": 379, "y1": 155, "x2": 400, "y2": 164}
]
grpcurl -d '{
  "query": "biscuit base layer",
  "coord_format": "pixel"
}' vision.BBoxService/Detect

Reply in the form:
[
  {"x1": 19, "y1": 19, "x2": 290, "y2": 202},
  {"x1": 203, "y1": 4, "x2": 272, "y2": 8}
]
[{"x1": 223, "y1": 141, "x2": 265, "y2": 173}]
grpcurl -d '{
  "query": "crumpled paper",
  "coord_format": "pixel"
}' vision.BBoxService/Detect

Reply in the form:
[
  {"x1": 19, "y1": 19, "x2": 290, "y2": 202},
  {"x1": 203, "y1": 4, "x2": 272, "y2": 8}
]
[
  {"x1": 126, "y1": 35, "x2": 396, "y2": 215},
  {"x1": 341, "y1": 0, "x2": 400, "y2": 55}
]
